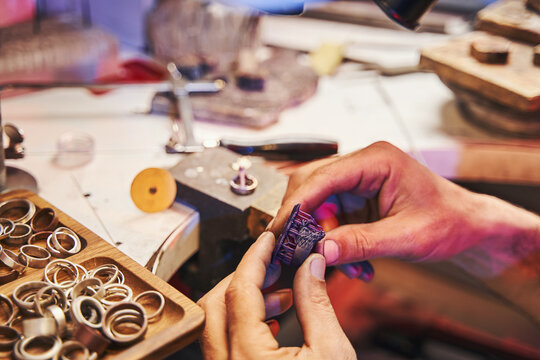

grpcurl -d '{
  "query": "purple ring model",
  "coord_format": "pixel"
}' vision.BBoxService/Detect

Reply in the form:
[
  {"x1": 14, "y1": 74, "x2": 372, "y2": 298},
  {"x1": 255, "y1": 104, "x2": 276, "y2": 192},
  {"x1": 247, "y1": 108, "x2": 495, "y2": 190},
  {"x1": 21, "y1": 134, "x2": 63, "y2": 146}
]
[{"x1": 272, "y1": 204, "x2": 325, "y2": 267}]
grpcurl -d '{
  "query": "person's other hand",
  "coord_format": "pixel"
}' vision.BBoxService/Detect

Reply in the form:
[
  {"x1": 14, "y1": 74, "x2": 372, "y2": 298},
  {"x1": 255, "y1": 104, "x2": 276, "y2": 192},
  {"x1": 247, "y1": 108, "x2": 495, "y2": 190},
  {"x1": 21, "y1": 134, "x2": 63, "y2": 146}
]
[
  {"x1": 197, "y1": 231, "x2": 356, "y2": 360},
  {"x1": 270, "y1": 141, "x2": 493, "y2": 265}
]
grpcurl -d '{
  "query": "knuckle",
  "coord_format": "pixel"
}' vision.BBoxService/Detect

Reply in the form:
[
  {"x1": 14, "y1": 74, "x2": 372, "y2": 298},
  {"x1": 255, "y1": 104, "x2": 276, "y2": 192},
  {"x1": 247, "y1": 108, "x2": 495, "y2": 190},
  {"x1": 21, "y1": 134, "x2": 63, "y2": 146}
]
[
  {"x1": 350, "y1": 227, "x2": 369, "y2": 259},
  {"x1": 309, "y1": 291, "x2": 333, "y2": 311}
]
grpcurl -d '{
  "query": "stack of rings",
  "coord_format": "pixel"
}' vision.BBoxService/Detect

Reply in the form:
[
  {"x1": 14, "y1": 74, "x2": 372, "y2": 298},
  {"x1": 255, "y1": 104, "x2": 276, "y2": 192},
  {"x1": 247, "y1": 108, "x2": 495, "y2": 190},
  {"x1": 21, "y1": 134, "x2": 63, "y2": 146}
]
[
  {"x1": 0, "y1": 199, "x2": 84, "y2": 285},
  {"x1": 0, "y1": 259, "x2": 165, "y2": 358}
]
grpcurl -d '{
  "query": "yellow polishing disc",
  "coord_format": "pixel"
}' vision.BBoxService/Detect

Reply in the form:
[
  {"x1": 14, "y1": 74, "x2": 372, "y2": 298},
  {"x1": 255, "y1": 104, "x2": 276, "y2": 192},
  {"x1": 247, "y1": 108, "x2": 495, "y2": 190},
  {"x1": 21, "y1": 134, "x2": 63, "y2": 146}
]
[{"x1": 130, "y1": 168, "x2": 176, "y2": 213}]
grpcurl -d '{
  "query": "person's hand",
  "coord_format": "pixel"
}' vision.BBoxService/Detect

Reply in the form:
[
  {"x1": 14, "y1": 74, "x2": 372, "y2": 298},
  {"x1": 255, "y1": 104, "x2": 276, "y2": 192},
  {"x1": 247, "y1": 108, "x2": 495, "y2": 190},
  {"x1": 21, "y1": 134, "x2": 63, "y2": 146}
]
[
  {"x1": 270, "y1": 141, "x2": 538, "y2": 266},
  {"x1": 197, "y1": 231, "x2": 356, "y2": 360}
]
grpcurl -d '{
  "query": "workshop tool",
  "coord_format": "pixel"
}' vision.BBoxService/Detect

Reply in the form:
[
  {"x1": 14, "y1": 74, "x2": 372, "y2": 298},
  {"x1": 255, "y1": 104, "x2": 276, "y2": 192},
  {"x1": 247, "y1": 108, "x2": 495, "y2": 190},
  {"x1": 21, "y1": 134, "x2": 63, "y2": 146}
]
[
  {"x1": 163, "y1": 62, "x2": 338, "y2": 160},
  {"x1": 420, "y1": 0, "x2": 540, "y2": 137},
  {"x1": 130, "y1": 168, "x2": 177, "y2": 213},
  {"x1": 170, "y1": 147, "x2": 289, "y2": 289}
]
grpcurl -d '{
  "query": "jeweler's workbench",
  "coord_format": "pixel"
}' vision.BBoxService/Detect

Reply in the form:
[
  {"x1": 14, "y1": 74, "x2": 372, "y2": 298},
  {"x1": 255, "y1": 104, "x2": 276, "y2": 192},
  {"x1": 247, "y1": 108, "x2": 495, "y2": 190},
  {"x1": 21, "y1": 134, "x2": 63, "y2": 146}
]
[{"x1": 2, "y1": 68, "x2": 540, "y2": 281}]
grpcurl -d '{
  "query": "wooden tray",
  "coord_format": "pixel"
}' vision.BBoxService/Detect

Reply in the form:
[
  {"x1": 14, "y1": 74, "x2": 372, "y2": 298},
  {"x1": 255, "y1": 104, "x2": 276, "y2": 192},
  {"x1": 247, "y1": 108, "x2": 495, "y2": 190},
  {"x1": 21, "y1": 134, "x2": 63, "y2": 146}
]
[{"x1": 0, "y1": 190, "x2": 204, "y2": 360}]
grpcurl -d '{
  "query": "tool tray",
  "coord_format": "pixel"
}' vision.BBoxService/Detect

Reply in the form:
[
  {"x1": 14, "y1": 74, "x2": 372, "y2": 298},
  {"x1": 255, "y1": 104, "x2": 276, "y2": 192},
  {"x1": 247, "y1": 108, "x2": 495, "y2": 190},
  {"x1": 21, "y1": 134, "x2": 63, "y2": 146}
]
[{"x1": 0, "y1": 190, "x2": 204, "y2": 359}]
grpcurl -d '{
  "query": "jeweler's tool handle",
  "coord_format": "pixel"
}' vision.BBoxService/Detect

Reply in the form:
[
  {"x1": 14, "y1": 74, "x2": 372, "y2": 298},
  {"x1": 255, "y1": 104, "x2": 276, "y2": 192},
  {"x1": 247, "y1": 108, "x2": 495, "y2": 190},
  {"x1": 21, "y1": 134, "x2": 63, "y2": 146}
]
[
  {"x1": 219, "y1": 137, "x2": 338, "y2": 160},
  {"x1": 336, "y1": 260, "x2": 374, "y2": 282}
]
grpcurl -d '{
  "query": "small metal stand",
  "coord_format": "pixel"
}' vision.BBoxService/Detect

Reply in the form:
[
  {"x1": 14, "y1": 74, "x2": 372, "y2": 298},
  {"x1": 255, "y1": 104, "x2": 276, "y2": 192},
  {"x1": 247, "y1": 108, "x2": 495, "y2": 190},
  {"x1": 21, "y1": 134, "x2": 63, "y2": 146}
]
[{"x1": 0, "y1": 100, "x2": 38, "y2": 193}]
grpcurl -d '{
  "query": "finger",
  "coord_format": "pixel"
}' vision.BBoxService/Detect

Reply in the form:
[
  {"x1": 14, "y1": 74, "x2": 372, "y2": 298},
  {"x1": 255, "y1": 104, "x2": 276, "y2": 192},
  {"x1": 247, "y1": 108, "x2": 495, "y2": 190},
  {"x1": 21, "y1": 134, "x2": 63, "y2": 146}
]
[
  {"x1": 269, "y1": 157, "x2": 339, "y2": 237},
  {"x1": 294, "y1": 254, "x2": 355, "y2": 356},
  {"x1": 271, "y1": 142, "x2": 401, "y2": 237},
  {"x1": 197, "y1": 273, "x2": 233, "y2": 360},
  {"x1": 283, "y1": 157, "x2": 339, "y2": 200},
  {"x1": 322, "y1": 215, "x2": 424, "y2": 265},
  {"x1": 264, "y1": 288, "x2": 293, "y2": 319},
  {"x1": 226, "y1": 232, "x2": 280, "y2": 353},
  {"x1": 262, "y1": 262, "x2": 281, "y2": 289}
]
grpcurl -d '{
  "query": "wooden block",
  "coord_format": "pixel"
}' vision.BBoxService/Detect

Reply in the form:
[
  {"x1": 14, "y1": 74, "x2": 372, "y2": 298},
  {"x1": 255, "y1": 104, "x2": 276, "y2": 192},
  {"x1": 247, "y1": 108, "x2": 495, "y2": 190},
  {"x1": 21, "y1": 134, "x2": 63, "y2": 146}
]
[
  {"x1": 470, "y1": 38, "x2": 510, "y2": 64},
  {"x1": 476, "y1": 0, "x2": 540, "y2": 45},
  {"x1": 420, "y1": 31, "x2": 540, "y2": 112},
  {"x1": 526, "y1": 0, "x2": 540, "y2": 13},
  {"x1": 0, "y1": 190, "x2": 204, "y2": 359}
]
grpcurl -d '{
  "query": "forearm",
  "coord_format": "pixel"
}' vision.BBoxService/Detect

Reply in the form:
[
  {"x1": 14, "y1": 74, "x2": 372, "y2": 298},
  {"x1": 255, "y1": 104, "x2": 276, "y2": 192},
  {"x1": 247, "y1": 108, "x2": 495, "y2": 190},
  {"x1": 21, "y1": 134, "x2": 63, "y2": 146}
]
[
  {"x1": 454, "y1": 192, "x2": 540, "y2": 277},
  {"x1": 451, "y1": 193, "x2": 540, "y2": 323}
]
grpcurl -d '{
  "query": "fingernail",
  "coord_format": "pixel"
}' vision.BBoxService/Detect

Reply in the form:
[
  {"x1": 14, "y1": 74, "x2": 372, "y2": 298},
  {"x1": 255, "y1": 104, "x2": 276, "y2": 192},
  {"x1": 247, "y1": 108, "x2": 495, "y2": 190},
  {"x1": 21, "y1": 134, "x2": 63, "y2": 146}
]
[
  {"x1": 310, "y1": 256, "x2": 326, "y2": 280},
  {"x1": 259, "y1": 231, "x2": 275, "y2": 245},
  {"x1": 323, "y1": 240, "x2": 339, "y2": 265},
  {"x1": 265, "y1": 219, "x2": 275, "y2": 231},
  {"x1": 265, "y1": 319, "x2": 280, "y2": 337}
]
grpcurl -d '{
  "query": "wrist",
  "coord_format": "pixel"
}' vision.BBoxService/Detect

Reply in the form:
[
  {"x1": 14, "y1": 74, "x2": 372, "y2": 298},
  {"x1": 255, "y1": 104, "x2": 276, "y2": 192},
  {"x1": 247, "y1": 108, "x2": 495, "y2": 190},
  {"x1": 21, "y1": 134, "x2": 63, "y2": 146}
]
[{"x1": 452, "y1": 193, "x2": 540, "y2": 277}]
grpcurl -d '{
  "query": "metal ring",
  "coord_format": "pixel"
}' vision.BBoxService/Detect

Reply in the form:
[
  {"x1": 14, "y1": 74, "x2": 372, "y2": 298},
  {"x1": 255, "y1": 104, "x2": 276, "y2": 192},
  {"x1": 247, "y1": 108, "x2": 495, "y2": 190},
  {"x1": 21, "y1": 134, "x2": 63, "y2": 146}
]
[
  {"x1": 0, "y1": 293, "x2": 16, "y2": 326},
  {"x1": 53, "y1": 340, "x2": 90, "y2": 360},
  {"x1": 102, "y1": 302, "x2": 147, "y2": 345},
  {"x1": 5, "y1": 223, "x2": 32, "y2": 246},
  {"x1": 0, "y1": 248, "x2": 27, "y2": 273},
  {"x1": 0, "y1": 326, "x2": 20, "y2": 351},
  {"x1": 51, "y1": 227, "x2": 81, "y2": 255},
  {"x1": 89, "y1": 264, "x2": 122, "y2": 285},
  {"x1": 0, "y1": 218, "x2": 14, "y2": 240},
  {"x1": 30, "y1": 207, "x2": 58, "y2": 232},
  {"x1": 19, "y1": 245, "x2": 51, "y2": 268},
  {"x1": 71, "y1": 296, "x2": 105, "y2": 329},
  {"x1": 34, "y1": 284, "x2": 68, "y2": 315},
  {"x1": 134, "y1": 290, "x2": 165, "y2": 322},
  {"x1": 0, "y1": 199, "x2": 36, "y2": 224},
  {"x1": 98, "y1": 283, "x2": 133, "y2": 307},
  {"x1": 12, "y1": 281, "x2": 49, "y2": 311},
  {"x1": 19, "y1": 335, "x2": 62, "y2": 360},
  {"x1": 44, "y1": 259, "x2": 80, "y2": 289},
  {"x1": 44, "y1": 304, "x2": 67, "y2": 337},
  {"x1": 28, "y1": 231, "x2": 53, "y2": 247},
  {"x1": 71, "y1": 278, "x2": 103, "y2": 299},
  {"x1": 22, "y1": 317, "x2": 57, "y2": 338},
  {"x1": 46, "y1": 233, "x2": 66, "y2": 258}
]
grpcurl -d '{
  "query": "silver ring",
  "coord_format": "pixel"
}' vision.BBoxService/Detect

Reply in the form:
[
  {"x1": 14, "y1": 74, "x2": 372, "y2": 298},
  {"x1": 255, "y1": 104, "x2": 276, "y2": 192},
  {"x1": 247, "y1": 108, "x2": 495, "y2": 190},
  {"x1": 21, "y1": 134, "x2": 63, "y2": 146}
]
[
  {"x1": 44, "y1": 259, "x2": 80, "y2": 289},
  {"x1": 51, "y1": 227, "x2": 81, "y2": 255},
  {"x1": 0, "y1": 218, "x2": 14, "y2": 240},
  {"x1": 12, "y1": 281, "x2": 49, "y2": 311},
  {"x1": 5, "y1": 223, "x2": 32, "y2": 246},
  {"x1": 0, "y1": 248, "x2": 27, "y2": 273},
  {"x1": 46, "y1": 233, "x2": 66, "y2": 258},
  {"x1": 97, "y1": 283, "x2": 133, "y2": 307},
  {"x1": 71, "y1": 296, "x2": 105, "y2": 329},
  {"x1": 0, "y1": 325, "x2": 20, "y2": 351},
  {"x1": 89, "y1": 264, "x2": 122, "y2": 285},
  {"x1": 134, "y1": 290, "x2": 165, "y2": 322},
  {"x1": 22, "y1": 317, "x2": 57, "y2": 338},
  {"x1": 19, "y1": 245, "x2": 51, "y2": 268},
  {"x1": 28, "y1": 231, "x2": 53, "y2": 246},
  {"x1": 0, "y1": 293, "x2": 16, "y2": 326},
  {"x1": 19, "y1": 335, "x2": 62, "y2": 360},
  {"x1": 34, "y1": 284, "x2": 68, "y2": 315},
  {"x1": 71, "y1": 278, "x2": 103, "y2": 299},
  {"x1": 102, "y1": 302, "x2": 147, "y2": 345},
  {"x1": 44, "y1": 304, "x2": 67, "y2": 337},
  {"x1": 53, "y1": 340, "x2": 90, "y2": 360},
  {"x1": 0, "y1": 199, "x2": 36, "y2": 224}
]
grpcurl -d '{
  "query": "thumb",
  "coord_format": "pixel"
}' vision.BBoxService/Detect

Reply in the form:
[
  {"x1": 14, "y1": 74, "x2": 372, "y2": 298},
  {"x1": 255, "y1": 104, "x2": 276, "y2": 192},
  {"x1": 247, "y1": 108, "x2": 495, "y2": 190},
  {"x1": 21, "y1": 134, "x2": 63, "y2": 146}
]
[{"x1": 293, "y1": 254, "x2": 354, "y2": 356}]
